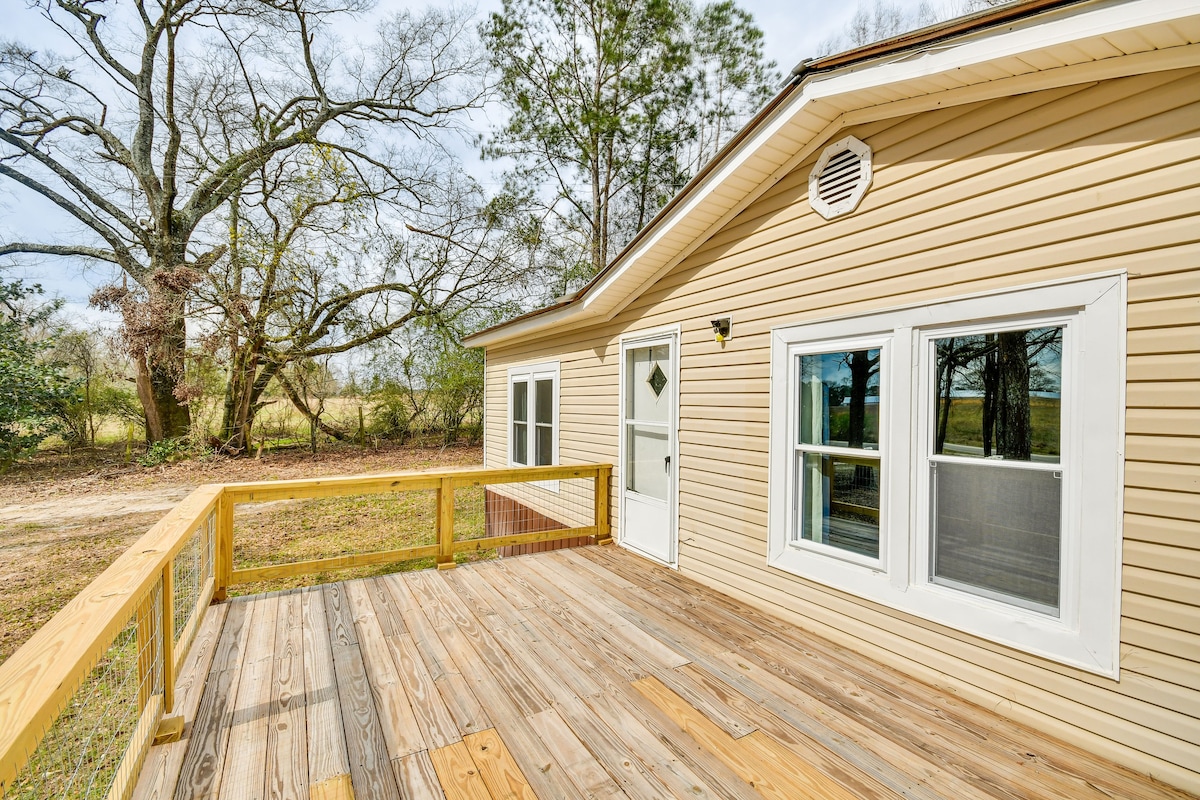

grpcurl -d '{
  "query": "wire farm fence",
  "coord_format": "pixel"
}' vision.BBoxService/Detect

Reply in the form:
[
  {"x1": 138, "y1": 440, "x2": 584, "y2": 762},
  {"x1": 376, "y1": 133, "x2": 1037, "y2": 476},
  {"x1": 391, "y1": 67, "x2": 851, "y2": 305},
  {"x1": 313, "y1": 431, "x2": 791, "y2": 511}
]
[
  {"x1": 6, "y1": 580, "x2": 161, "y2": 800},
  {"x1": 0, "y1": 501, "x2": 217, "y2": 800},
  {"x1": 460, "y1": 476, "x2": 597, "y2": 557}
]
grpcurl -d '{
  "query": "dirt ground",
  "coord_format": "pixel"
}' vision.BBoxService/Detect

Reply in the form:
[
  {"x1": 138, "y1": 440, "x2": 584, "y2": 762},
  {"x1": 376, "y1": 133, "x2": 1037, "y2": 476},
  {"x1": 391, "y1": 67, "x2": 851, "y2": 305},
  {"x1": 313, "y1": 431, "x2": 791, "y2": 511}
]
[{"x1": 0, "y1": 441, "x2": 483, "y2": 664}]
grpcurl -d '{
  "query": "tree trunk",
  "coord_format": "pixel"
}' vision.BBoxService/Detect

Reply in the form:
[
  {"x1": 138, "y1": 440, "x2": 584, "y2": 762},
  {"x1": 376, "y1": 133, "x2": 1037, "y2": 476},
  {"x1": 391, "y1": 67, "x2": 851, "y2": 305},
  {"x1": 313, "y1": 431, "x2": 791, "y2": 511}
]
[
  {"x1": 136, "y1": 311, "x2": 191, "y2": 444},
  {"x1": 935, "y1": 339, "x2": 955, "y2": 455},
  {"x1": 847, "y1": 350, "x2": 875, "y2": 449},
  {"x1": 981, "y1": 334, "x2": 998, "y2": 457},
  {"x1": 996, "y1": 331, "x2": 1032, "y2": 460}
]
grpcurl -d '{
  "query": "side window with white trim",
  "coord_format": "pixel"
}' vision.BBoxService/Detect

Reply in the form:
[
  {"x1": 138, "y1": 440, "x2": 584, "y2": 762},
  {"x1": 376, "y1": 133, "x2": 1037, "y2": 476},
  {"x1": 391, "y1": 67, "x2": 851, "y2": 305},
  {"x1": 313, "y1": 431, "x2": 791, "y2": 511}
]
[
  {"x1": 509, "y1": 363, "x2": 559, "y2": 467},
  {"x1": 791, "y1": 343, "x2": 885, "y2": 565},
  {"x1": 767, "y1": 275, "x2": 1124, "y2": 675}
]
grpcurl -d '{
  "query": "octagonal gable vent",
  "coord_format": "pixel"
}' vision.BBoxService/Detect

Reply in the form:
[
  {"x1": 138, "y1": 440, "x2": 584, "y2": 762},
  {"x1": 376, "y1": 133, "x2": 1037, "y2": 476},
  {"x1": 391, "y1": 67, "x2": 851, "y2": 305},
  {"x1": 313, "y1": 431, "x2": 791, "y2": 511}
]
[{"x1": 808, "y1": 136, "x2": 872, "y2": 220}]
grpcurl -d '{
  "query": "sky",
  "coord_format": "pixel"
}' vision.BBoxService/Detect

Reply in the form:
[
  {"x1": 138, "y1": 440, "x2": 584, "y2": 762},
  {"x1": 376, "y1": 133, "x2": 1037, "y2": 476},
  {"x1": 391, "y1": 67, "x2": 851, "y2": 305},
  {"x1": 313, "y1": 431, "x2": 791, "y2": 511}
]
[{"x1": 0, "y1": 0, "x2": 935, "y2": 326}]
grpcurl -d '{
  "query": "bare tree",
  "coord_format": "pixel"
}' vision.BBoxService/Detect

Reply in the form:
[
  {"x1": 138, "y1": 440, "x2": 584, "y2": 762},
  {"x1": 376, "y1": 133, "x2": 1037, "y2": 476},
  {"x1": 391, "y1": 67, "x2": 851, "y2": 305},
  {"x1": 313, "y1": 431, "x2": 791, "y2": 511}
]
[
  {"x1": 1, "y1": 0, "x2": 484, "y2": 441},
  {"x1": 193, "y1": 163, "x2": 540, "y2": 454}
]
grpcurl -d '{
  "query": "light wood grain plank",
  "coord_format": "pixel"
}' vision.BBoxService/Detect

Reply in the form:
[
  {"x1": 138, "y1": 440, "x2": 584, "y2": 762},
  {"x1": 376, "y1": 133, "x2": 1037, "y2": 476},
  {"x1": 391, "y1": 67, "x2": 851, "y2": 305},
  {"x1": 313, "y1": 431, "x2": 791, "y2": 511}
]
[
  {"x1": 587, "y1": 686, "x2": 757, "y2": 800},
  {"x1": 302, "y1": 587, "x2": 350, "y2": 786},
  {"x1": 406, "y1": 570, "x2": 551, "y2": 718},
  {"x1": 381, "y1": 574, "x2": 491, "y2": 736},
  {"x1": 266, "y1": 592, "x2": 308, "y2": 800},
  {"x1": 481, "y1": 561, "x2": 646, "y2": 684},
  {"x1": 517, "y1": 558, "x2": 691, "y2": 672},
  {"x1": 391, "y1": 752, "x2": 444, "y2": 800},
  {"x1": 324, "y1": 583, "x2": 357, "y2": 647},
  {"x1": 133, "y1": 602, "x2": 228, "y2": 800},
  {"x1": 332, "y1": 642, "x2": 403, "y2": 800},
  {"x1": 219, "y1": 595, "x2": 279, "y2": 800},
  {"x1": 173, "y1": 599, "x2": 254, "y2": 800},
  {"x1": 403, "y1": 571, "x2": 582, "y2": 799},
  {"x1": 440, "y1": 569, "x2": 597, "y2": 707},
  {"x1": 462, "y1": 728, "x2": 537, "y2": 800},
  {"x1": 676, "y1": 662, "x2": 943, "y2": 800},
  {"x1": 526, "y1": 707, "x2": 628, "y2": 800},
  {"x1": 309, "y1": 773, "x2": 354, "y2": 800},
  {"x1": 349, "y1": 584, "x2": 426, "y2": 760},
  {"x1": 547, "y1": 696, "x2": 680, "y2": 799},
  {"x1": 384, "y1": 632, "x2": 462, "y2": 749},
  {"x1": 429, "y1": 741, "x2": 491, "y2": 800},
  {"x1": 448, "y1": 566, "x2": 602, "y2": 701},
  {"x1": 367, "y1": 577, "x2": 406, "y2": 638},
  {"x1": 633, "y1": 676, "x2": 862, "y2": 800}
]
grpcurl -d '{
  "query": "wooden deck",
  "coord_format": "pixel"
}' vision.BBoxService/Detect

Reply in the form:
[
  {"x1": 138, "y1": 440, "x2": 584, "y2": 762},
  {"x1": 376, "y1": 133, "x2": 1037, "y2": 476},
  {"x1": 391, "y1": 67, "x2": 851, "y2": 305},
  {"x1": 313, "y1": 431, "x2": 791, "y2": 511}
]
[{"x1": 135, "y1": 546, "x2": 1192, "y2": 800}]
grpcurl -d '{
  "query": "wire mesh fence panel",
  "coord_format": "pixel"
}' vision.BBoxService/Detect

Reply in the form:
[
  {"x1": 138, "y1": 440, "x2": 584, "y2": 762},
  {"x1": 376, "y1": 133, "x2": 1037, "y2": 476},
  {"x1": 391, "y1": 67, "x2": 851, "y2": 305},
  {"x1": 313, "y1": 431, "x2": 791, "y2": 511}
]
[
  {"x1": 171, "y1": 511, "x2": 215, "y2": 653},
  {"x1": 462, "y1": 477, "x2": 596, "y2": 557},
  {"x1": 6, "y1": 579, "x2": 163, "y2": 800},
  {"x1": 229, "y1": 489, "x2": 441, "y2": 593}
]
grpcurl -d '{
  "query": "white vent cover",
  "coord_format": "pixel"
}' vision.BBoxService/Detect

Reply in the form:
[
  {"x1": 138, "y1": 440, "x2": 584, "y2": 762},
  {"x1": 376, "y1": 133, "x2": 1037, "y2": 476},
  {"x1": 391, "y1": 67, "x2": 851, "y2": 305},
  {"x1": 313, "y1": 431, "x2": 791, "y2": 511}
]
[{"x1": 808, "y1": 136, "x2": 872, "y2": 220}]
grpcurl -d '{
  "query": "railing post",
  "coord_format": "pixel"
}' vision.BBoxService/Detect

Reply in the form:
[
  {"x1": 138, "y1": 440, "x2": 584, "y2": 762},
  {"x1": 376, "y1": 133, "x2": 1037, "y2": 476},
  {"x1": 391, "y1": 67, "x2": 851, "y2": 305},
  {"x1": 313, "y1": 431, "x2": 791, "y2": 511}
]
[
  {"x1": 213, "y1": 490, "x2": 233, "y2": 602},
  {"x1": 594, "y1": 465, "x2": 613, "y2": 545},
  {"x1": 154, "y1": 560, "x2": 185, "y2": 745},
  {"x1": 161, "y1": 562, "x2": 175, "y2": 713},
  {"x1": 437, "y1": 476, "x2": 456, "y2": 570}
]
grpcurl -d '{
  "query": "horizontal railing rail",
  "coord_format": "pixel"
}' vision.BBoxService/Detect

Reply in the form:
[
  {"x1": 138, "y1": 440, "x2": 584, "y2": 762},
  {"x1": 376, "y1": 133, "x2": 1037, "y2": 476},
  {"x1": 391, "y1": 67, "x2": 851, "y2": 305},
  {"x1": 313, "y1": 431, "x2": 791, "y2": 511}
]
[{"x1": 0, "y1": 463, "x2": 612, "y2": 799}]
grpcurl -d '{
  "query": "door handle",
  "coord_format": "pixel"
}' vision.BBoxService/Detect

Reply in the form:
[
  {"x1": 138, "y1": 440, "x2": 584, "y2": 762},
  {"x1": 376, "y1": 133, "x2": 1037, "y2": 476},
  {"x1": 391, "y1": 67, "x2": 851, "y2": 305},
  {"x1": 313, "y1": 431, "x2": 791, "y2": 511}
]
[{"x1": 664, "y1": 455, "x2": 671, "y2": 473}]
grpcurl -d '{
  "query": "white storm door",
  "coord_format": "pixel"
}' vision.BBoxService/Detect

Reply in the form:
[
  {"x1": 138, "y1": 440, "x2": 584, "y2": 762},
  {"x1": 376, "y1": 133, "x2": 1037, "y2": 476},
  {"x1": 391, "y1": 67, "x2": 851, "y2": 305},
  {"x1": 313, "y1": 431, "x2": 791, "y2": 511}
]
[{"x1": 620, "y1": 333, "x2": 677, "y2": 566}]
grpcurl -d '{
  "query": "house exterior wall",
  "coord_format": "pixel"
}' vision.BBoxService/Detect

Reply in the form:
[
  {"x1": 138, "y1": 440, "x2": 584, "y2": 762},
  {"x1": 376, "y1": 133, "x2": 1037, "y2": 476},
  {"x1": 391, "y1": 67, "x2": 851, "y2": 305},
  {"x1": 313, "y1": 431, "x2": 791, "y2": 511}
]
[{"x1": 482, "y1": 66, "x2": 1200, "y2": 792}]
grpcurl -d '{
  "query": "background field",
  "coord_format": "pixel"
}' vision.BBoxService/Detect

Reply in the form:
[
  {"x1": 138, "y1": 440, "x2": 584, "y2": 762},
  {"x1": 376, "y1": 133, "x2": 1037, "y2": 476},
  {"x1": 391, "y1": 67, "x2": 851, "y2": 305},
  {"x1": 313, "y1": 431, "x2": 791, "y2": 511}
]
[{"x1": 0, "y1": 442, "x2": 483, "y2": 663}]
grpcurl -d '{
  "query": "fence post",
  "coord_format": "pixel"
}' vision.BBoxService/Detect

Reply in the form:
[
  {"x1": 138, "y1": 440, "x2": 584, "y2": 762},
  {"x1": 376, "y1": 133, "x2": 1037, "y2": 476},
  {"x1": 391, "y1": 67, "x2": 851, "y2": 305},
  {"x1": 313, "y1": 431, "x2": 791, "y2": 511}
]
[
  {"x1": 594, "y1": 465, "x2": 613, "y2": 545},
  {"x1": 437, "y1": 476, "x2": 456, "y2": 570},
  {"x1": 154, "y1": 559, "x2": 185, "y2": 745},
  {"x1": 161, "y1": 562, "x2": 175, "y2": 713},
  {"x1": 214, "y1": 491, "x2": 233, "y2": 602}
]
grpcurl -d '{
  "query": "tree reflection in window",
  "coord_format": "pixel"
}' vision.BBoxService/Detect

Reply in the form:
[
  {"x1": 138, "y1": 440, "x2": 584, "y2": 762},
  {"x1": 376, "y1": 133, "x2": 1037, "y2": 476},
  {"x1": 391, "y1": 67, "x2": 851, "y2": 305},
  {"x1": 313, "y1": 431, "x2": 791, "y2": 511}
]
[{"x1": 934, "y1": 328, "x2": 1062, "y2": 461}]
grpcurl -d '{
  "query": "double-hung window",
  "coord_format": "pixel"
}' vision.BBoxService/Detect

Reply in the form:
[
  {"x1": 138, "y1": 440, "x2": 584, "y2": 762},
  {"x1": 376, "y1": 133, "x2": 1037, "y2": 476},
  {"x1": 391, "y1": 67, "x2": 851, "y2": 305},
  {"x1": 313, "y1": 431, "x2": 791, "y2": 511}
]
[
  {"x1": 768, "y1": 274, "x2": 1124, "y2": 675},
  {"x1": 508, "y1": 362, "x2": 559, "y2": 467},
  {"x1": 791, "y1": 342, "x2": 886, "y2": 566}
]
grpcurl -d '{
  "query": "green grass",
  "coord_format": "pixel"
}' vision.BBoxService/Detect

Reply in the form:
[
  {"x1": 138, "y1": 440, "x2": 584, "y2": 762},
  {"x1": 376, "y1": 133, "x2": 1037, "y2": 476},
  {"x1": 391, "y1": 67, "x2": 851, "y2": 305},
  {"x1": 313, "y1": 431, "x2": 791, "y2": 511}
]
[
  {"x1": 940, "y1": 397, "x2": 1060, "y2": 457},
  {"x1": 230, "y1": 485, "x2": 495, "y2": 597},
  {"x1": 827, "y1": 405, "x2": 880, "y2": 445}
]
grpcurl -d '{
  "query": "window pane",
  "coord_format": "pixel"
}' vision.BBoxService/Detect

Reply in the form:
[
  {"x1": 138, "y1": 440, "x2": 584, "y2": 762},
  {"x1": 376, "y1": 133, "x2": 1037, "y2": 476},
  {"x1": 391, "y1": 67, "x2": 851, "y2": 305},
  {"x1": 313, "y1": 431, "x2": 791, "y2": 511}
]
[
  {"x1": 535, "y1": 379, "x2": 553, "y2": 424},
  {"x1": 626, "y1": 345, "x2": 670, "y2": 422},
  {"x1": 513, "y1": 380, "x2": 529, "y2": 423},
  {"x1": 535, "y1": 423, "x2": 553, "y2": 466},
  {"x1": 932, "y1": 327, "x2": 1062, "y2": 462},
  {"x1": 931, "y1": 461, "x2": 1061, "y2": 613},
  {"x1": 798, "y1": 350, "x2": 880, "y2": 449},
  {"x1": 797, "y1": 452, "x2": 880, "y2": 558},
  {"x1": 512, "y1": 421, "x2": 527, "y2": 465},
  {"x1": 626, "y1": 423, "x2": 668, "y2": 500}
]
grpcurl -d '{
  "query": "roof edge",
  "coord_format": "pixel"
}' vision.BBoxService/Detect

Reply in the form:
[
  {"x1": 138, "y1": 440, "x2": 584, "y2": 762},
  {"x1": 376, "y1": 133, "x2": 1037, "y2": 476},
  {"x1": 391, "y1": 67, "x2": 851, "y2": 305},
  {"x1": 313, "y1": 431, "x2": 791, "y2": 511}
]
[{"x1": 461, "y1": 0, "x2": 1143, "y2": 349}]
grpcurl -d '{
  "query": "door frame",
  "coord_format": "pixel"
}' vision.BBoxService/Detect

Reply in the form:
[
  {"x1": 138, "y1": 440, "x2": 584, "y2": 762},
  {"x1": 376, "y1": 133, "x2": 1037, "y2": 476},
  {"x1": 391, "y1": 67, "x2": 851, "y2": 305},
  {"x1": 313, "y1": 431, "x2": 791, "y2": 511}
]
[{"x1": 617, "y1": 324, "x2": 681, "y2": 568}]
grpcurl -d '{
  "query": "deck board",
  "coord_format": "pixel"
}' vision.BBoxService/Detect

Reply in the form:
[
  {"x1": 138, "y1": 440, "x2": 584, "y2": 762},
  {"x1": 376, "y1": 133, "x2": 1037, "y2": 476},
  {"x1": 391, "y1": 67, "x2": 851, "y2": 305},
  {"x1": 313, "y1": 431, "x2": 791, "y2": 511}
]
[
  {"x1": 140, "y1": 546, "x2": 1198, "y2": 800},
  {"x1": 265, "y1": 591, "x2": 308, "y2": 800}
]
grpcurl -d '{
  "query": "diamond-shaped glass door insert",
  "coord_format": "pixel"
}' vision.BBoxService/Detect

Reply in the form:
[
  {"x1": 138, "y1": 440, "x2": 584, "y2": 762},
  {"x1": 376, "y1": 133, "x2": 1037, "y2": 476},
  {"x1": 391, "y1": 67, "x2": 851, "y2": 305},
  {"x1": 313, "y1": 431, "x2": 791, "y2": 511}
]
[{"x1": 647, "y1": 362, "x2": 668, "y2": 398}]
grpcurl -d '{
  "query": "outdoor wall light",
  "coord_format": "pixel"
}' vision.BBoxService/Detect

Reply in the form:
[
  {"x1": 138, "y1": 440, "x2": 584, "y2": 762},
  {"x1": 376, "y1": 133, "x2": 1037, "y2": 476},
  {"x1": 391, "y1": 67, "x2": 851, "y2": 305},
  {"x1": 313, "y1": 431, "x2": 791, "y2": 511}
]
[{"x1": 710, "y1": 316, "x2": 732, "y2": 343}]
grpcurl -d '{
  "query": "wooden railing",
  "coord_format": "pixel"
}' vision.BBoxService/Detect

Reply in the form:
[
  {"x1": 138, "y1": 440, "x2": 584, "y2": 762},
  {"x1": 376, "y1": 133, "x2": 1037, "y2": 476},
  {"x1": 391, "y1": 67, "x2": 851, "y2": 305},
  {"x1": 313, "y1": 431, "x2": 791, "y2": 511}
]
[{"x1": 0, "y1": 463, "x2": 612, "y2": 799}]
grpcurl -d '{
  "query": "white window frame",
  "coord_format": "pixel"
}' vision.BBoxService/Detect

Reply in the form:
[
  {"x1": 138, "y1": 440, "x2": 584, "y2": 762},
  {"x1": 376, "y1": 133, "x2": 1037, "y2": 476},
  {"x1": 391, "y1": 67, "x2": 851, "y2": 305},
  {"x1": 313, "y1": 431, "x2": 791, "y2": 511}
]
[
  {"x1": 767, "y1": 273, "x2": 1125, "y2": 676},
  {"x1": 507, "y1": 361, "x2": 560, "y2": 469},
  {"x1": 785, "y1": 335, "x2": 891, "y2": 571}
]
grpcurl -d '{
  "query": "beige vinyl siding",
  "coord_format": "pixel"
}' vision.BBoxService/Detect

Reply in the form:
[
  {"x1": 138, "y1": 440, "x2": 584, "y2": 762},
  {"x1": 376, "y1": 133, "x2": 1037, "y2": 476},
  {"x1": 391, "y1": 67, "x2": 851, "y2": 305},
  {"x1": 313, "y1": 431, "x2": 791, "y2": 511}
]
[{"x1": 483, "y1": 65, "x2": 1200, "y2": 792}]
